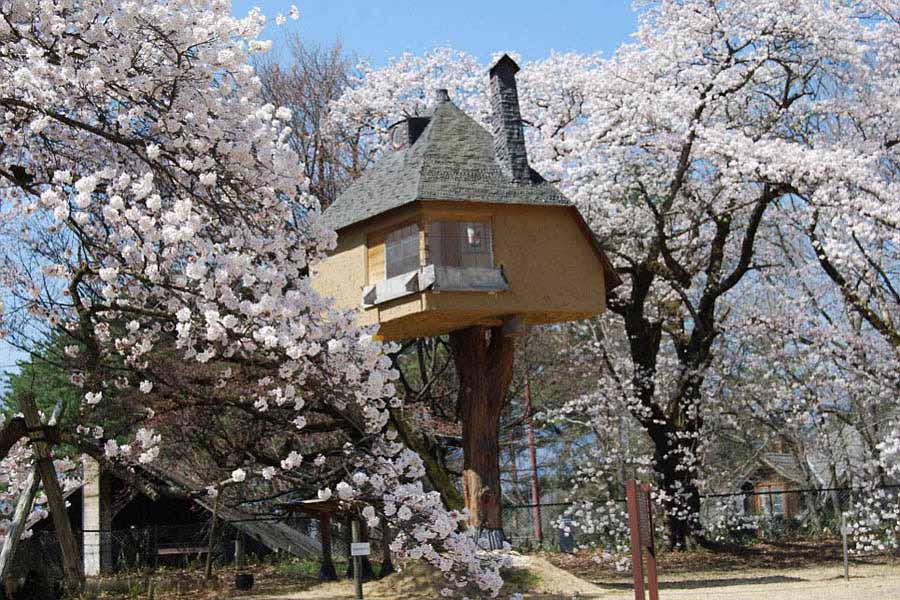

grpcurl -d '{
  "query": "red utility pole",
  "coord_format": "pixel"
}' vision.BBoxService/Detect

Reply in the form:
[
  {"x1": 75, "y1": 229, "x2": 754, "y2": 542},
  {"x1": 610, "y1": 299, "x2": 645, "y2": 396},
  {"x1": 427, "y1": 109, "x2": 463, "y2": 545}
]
[{"x1": 524, "y1": 367, "x2": 543, "y2": 546}]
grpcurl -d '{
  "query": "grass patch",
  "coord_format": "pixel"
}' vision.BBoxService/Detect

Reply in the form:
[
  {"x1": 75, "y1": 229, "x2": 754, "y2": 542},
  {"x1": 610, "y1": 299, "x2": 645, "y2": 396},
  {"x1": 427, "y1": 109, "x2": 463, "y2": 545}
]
[{"x1": 500, "y1": 566, "x2": 542, "y2": 592}]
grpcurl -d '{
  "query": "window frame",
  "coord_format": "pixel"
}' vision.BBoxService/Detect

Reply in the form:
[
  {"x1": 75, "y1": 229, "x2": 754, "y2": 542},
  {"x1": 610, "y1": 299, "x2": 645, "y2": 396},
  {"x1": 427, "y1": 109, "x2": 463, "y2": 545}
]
[
  {"x1": 425, "y1": 218, "x2": 495, "y2": 270},
  {"x1": 382, "y1": 222, "x2": 421, "y2": 280}
]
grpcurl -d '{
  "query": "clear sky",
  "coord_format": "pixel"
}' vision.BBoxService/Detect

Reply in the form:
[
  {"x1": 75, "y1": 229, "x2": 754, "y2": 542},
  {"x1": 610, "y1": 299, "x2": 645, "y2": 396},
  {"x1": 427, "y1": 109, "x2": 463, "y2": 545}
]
[
  {"x1": 0, "y1": 2, "x2": 640, "y2": 391},
  {"x1": 231, "y1": 0, "x2": 640, "y2": 65}
]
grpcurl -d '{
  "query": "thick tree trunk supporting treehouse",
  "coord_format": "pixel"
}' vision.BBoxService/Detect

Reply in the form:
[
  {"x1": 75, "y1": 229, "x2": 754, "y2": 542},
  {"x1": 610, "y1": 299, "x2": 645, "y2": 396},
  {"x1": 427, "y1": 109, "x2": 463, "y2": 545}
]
[
  {"x1": 317, "y1": 514, "x2": 337, "y2": 581},
  {"x1": 449, "y1": 323, "x2": 517, "y2": 550},
  {"x1": 19, "y1": 394, "x2": 83, "y2": 590}
]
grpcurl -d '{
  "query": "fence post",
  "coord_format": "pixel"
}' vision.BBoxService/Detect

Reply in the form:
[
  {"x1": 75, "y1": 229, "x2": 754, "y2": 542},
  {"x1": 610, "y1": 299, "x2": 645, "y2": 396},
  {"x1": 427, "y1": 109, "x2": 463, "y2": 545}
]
[
  {"x1": 524, "y1": 367, "x2": 543, "y2": 546},
  {"x1": 841, "y1": 512, "x2": 849, "y2": 582}
]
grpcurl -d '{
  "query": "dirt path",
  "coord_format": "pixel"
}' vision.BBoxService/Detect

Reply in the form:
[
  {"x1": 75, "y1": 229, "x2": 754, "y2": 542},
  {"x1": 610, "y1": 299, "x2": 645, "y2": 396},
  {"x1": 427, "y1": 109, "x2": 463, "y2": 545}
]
[
  {"x1": 598, "y1": 563, "x2": 900, "y2": 600},
  {"x1": 248, "y1": 561, "x2": 900, "y2": 600}
]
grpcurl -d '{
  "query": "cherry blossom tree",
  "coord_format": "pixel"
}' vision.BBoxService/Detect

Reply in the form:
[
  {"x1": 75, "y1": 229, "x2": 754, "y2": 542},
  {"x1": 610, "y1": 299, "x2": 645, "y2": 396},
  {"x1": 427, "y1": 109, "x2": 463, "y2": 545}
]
[{"x1": 0, "y1": 1, "x2": 510, "y2": 595}]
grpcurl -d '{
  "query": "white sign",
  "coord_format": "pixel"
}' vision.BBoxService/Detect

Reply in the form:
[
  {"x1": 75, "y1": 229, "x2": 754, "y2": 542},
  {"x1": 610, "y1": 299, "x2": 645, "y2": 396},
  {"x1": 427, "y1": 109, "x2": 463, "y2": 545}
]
[{"x1": 351, "y1": 542, "x2": 371, "y2": 556}]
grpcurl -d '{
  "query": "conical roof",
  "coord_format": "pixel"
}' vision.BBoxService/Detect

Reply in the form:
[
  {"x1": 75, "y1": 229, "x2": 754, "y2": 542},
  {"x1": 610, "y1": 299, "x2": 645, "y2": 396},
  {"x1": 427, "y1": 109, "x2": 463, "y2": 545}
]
[{"x1": 323, "y1": 98, "x2": 570, "y2": 232}]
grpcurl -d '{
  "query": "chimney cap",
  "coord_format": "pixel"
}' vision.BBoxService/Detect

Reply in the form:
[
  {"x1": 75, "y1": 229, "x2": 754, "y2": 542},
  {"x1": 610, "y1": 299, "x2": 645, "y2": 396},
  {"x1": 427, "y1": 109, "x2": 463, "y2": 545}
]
[
  {"x1": 488, "y1": 54, "x2": 520, "y2": 78},
  {"x1": 435, "y1": 88, "x2": 451, "y2": 103}
]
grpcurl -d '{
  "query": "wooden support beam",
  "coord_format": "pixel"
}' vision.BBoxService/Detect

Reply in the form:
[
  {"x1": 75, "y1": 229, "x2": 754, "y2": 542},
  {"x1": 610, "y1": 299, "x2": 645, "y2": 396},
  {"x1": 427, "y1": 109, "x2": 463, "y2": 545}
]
[
  {"x1": 317, "y1": 513, "x2": 337, "y2": 581},
  {"x1": 0, "y1": 469, "x2": 39, "y2": 584},
  {"x1": 0, "y1": 400, "x2": 65, "y2": 583},
  {"x1": 0, "y1": 417, "x2": 28, "y2": 462},
  {"x1": 19, "y1": 394, "x2": 83, "y2": 590},
  {"x1": 379, "y1": 523, "x2": 395, "y2": 578}
]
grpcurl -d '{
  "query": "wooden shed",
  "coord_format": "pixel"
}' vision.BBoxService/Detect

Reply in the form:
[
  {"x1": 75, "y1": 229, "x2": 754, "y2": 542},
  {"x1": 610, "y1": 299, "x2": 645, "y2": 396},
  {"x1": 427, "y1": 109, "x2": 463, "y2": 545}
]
[{"x1": 312, "y1": 55, "x2": 619, "y2": 341}]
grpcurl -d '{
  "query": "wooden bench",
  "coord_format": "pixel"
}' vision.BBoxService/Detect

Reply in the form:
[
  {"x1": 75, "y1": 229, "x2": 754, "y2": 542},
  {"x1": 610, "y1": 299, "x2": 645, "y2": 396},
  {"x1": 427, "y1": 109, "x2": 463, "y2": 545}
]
[{"x1": 157, "y1": 546, "x2": 208, "y2": 556}]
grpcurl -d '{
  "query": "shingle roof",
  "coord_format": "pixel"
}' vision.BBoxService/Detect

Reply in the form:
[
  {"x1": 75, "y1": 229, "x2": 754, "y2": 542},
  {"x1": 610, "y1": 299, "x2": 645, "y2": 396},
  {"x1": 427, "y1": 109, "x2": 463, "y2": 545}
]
[
  {"x1": 759, "y1": 452, "x2": 808, "y2": 486},
  {"x1": 323, "y1": 98, "x2": 570, "y2": 232}
]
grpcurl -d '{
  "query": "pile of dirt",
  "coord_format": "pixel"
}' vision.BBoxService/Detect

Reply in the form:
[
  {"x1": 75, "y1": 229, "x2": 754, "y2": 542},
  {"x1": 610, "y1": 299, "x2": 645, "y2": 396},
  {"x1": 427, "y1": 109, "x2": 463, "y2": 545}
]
[{"x1": 254, "y1": 554, "x2": 609, "y2": 599}]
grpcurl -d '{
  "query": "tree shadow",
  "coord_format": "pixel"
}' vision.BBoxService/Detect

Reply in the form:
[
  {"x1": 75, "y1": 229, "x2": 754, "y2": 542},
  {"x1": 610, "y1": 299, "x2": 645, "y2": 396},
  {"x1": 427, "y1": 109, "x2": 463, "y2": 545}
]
[{"x1": 596, "y1": 574, "x2": 807, "y2": 591}]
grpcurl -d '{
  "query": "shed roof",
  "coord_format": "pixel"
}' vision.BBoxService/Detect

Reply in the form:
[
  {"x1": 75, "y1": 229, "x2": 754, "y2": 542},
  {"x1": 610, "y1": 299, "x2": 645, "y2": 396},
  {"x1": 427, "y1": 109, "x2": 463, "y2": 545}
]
[
  {"x1": 322, "y1": 98, "x2": 570, "y2": 232},
  {"x1": 758, "y1": 452, "x2": 808, "y2": 486}
]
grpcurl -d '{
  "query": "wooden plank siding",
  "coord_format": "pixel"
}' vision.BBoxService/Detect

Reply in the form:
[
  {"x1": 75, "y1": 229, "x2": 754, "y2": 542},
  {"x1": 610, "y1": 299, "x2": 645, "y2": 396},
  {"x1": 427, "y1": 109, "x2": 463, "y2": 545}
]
[
  {"x1": 311, "y1": 200, "x2": 609, "y2": 341},
  {"x1": 366, "y1": 232, "x2": 385, "y2": 285}
]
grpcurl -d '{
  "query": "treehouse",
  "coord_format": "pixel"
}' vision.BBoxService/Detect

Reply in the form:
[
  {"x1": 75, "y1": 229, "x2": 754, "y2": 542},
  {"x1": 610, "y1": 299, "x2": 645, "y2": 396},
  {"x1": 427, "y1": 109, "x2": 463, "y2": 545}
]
[{"x1": 312, "y1": 55, "x2": 620, "y2": 341}]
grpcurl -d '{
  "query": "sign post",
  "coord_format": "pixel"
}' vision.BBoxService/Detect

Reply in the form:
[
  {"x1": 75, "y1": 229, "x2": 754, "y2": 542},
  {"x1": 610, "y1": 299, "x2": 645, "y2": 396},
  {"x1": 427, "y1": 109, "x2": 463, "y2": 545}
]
[
  {"x1": 350, "y1": 520, "x2": 368, "y2": 600},
  {"x1": 626, "y1": 480, "x2": 659, "y2": 600}
]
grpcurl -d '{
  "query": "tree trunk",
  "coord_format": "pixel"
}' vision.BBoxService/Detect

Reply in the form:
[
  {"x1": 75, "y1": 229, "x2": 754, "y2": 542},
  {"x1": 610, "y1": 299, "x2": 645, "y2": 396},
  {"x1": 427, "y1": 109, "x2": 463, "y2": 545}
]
[
  {"x1": 449, "y1": 325, "x2": 516, "y2": 549},
  {"x1": 389, "y1": 407, "x2": 464, "y2": 511},
  {"x1": 653, "y1": 432, "x2": 702, "y2": 550}
]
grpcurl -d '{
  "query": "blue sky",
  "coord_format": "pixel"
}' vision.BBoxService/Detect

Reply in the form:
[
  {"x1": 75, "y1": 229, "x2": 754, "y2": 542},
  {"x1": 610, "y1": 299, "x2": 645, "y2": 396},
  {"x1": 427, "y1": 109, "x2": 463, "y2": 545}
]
[
  {"x1": 0, "y1": 2, "x2": 640, "y2": 390},
  {"x1": 232, "y1": 0, "x2": 640, "y2": 65}
]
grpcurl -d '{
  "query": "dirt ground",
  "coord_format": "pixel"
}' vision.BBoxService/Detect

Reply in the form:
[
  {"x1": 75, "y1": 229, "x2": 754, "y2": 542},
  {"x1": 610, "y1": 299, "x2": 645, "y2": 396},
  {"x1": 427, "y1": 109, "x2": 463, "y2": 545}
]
[
  {"x1": 248, "y1": 554, "x2": 900, "y2": 600},
  {"x1": 600, "y1": 563, "x2": 900, "y2": 600},
  {"x1": 246, "y1": 555, "x2": 605, "y2": 599}
]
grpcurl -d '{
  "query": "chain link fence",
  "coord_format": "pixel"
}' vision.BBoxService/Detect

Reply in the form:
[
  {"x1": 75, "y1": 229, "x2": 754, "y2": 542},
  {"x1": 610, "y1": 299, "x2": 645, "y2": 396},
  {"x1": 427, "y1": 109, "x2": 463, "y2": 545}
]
[{"x1": 504, "y1": 485, "x2": 900, "y2": 560}]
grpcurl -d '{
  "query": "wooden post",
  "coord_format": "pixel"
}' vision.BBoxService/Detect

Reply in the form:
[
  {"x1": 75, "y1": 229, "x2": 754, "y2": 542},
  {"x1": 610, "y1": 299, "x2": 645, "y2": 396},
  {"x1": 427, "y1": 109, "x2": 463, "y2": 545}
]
[
  {"x1": 523, "y1": 366, "x2": 543, "y2": 546},
  {"x1": 449, "y1": 324, "x2": 517, "y2": 549},
  {"x1": 344, "y1": 520, "x2": 353, "y2": 579},
  {"x1": 351, "y1": 519, "x2": 363, "y2": 600},
  {"x1": 235, "y1": 533, "x2": 245, "y2": 569},
  {"x1": 625, "y1": 480, "x2": 646, "y2": 600},
  {"x1": 841, "y1": 512, "x2": 850, "y2": 581},
  {"x1": 626, "y1": 480, "x2": 659, "y2": 600},
  {"x1": 641, "y1": 483, "x2": 659, "y2": 600},
  {"x1": 204, "y1": 491, "x2": 220, "y2": 581},
  {"x1": 379, "y1": 523, "x2": 395, "y2": 578},
  {"x1": 0, "y1": 397, "x2": 62, "y2": 582},
  {"x1": 318, "y1": 513, "x2": 337, "y2": 581},
  {"x1": 19, "y1": 394, "x2": 83, "y2": 590},
  {"x1": 0, "y1": 469, "x2": 39, "y2": 582}
]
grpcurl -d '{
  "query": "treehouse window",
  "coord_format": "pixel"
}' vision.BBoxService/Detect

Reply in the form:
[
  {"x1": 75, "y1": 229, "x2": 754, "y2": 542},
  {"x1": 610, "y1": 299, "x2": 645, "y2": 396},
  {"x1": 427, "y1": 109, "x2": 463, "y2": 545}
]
[
  {"x1": 427, "y1": 220, "x2": 493, "y2": 269},
  {"x1": 384, "y1": 223, "x2": 420, "y2": 278}
]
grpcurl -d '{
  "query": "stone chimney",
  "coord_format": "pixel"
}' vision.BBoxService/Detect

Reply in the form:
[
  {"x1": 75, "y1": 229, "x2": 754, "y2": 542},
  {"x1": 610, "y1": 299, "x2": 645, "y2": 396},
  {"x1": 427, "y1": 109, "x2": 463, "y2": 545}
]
[
  {"x1": 489, "y1": 55, "x2": 530, "y2": 183},
  {"x1": 388, "y1": 116, "x2": 430, "y2": 150}
]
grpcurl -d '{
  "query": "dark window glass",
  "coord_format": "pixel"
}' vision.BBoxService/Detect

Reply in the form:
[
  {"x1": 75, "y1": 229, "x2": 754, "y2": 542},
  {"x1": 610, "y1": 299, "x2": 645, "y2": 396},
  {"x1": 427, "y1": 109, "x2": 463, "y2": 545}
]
[{"x1": 427, "y1": 221, "x2": 493, "y2": 269}]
